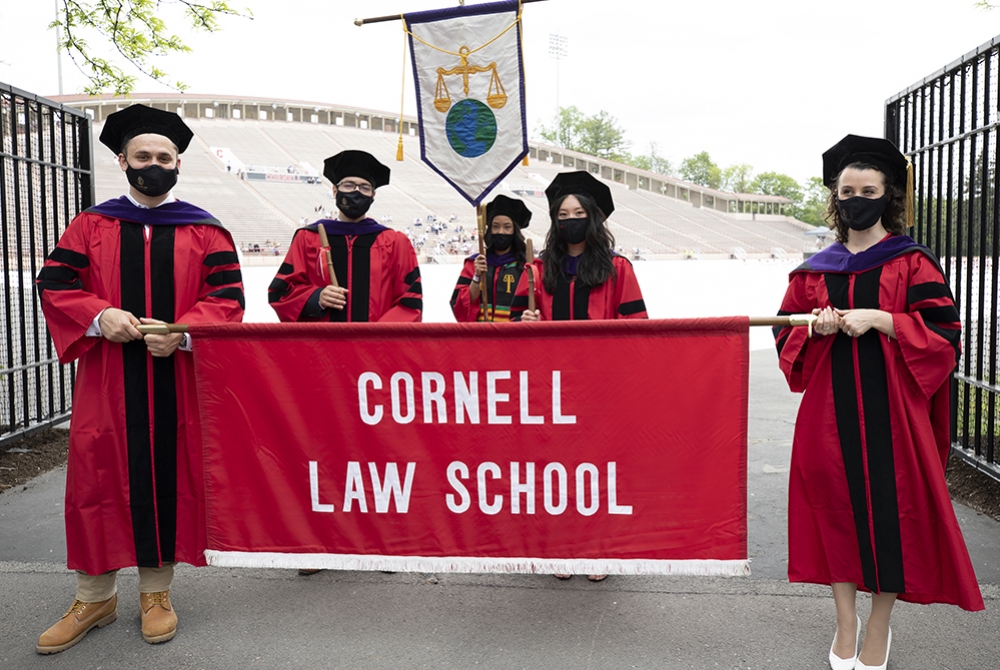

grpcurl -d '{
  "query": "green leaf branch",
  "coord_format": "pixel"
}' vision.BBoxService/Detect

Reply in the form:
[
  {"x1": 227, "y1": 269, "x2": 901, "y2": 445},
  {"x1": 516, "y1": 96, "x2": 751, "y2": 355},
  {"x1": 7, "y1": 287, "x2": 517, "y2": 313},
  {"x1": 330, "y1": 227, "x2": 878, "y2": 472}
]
[{"x1": 51, "y1": 0, "x2": 251, "y2": 95}]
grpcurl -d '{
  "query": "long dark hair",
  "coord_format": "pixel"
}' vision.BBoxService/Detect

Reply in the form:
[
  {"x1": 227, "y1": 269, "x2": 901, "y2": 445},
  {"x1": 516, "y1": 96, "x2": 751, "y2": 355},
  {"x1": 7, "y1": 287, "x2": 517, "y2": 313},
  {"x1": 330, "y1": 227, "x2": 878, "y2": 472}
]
[
  {"x1": 542, "y1": 193, "x2": 616, "y2": 293},
  {"x1": 484, "y1": 224, "x2": 527, "y2": 265},
  {"x1": 826, "y1": 162, "x2": 906, "y2": 243}
]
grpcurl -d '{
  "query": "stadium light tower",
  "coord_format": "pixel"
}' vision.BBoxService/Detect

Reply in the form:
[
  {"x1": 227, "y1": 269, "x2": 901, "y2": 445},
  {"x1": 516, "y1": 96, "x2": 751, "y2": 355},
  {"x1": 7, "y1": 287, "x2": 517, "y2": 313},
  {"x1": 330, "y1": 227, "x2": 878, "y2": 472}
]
[
  {"x1": 549, "y1": 34, "x2": 568, "y2": 113},
  {"x1": 54, "y1": 0, "x2": 63, "y2": 95}
]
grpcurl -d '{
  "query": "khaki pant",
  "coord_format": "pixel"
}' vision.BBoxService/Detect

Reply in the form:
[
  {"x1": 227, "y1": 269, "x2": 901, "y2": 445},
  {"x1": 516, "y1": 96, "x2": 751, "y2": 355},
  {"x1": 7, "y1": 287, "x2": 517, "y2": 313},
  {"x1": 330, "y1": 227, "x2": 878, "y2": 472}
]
[{"x1": 75, "y1": 564, "x2": 175, "y2": 602}]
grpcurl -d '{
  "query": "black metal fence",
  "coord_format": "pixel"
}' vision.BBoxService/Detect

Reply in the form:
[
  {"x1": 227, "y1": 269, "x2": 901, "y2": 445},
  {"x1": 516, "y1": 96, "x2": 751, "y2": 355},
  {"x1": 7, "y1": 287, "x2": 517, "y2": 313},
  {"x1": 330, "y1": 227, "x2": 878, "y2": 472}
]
[
  {"x1": 886, "y1": 36, "x2": 1000, "y2": 482},
  {"x1": 1, "y1": 83, "x2": 94, "y2": 447}
]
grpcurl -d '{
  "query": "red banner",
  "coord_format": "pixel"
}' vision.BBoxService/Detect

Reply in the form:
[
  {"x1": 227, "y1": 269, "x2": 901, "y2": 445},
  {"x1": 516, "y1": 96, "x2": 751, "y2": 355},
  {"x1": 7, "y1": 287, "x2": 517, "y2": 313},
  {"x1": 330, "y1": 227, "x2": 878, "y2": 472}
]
[{"x1": 192, "y1": 319, "x2": 749, "y2": 576}]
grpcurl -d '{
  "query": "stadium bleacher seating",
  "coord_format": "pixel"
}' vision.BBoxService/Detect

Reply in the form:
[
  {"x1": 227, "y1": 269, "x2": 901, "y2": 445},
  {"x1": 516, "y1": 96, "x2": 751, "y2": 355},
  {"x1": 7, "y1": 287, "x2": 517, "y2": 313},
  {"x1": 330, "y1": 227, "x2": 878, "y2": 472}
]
[{"x1": 91, "y1": 117, "x2": 812, "y2": 260}]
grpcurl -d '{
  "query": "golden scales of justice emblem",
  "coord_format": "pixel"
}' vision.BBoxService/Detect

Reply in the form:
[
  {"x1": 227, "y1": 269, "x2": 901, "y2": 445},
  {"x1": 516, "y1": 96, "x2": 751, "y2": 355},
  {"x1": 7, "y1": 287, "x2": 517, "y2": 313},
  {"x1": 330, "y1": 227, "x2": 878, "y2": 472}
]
[{"x1": 433, "y1": 46, "x2": 507, "y2": 113}]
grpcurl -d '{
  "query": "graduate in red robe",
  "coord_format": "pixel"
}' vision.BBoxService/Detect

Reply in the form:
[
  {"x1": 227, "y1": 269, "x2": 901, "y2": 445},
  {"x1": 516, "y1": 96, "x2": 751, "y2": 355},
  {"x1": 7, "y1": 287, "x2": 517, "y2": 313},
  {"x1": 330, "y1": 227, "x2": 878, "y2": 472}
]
[
  {"x1": 512, "y1": 171, "x2": 645, "y2": 582},
  {"x1": 775, "y1": 135, "x2": 983, "y2": 670},
  {"x1": 451, "y1": 194, "x2": 531, "y2": 322},
  {"x1": 35, "y1": 105, "x2": 244, "y2": 654},
  {"x1": 511, "y1": 171, "x2": 647, "y2": 322},
  {"x1": 268, "y1": 150, "x2": 421, "y2": 323}
]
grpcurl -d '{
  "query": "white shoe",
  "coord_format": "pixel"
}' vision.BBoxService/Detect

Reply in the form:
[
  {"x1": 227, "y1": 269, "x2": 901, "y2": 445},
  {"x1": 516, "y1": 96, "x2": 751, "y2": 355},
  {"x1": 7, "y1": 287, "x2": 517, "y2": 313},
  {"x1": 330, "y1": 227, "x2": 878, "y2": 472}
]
[
  {"x1": 856, "y1": 627, "x2": 891, "y2": 670},
  {"x1": 829, "y1": 614, "x2": 860, "y2": 670}
]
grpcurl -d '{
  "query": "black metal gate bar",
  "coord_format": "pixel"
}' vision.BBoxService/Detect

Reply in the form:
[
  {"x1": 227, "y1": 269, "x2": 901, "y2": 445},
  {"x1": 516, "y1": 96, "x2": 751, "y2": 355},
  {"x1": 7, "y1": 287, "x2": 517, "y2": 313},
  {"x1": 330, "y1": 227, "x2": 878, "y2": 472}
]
[
  {"x1": 886, "y1": 35, "x2": 1000, "y2": 482},
  {"x1": 0, "y1": 82, "x2": 93, "y2": 447}
]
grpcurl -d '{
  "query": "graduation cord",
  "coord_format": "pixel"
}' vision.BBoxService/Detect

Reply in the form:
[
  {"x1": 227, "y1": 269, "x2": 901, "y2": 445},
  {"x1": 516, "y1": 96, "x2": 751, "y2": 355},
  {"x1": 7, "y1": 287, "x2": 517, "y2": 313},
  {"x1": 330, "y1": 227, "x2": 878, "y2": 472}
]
[{"x1": 400, "y1": 6, "x2": 523, "y2": 58}]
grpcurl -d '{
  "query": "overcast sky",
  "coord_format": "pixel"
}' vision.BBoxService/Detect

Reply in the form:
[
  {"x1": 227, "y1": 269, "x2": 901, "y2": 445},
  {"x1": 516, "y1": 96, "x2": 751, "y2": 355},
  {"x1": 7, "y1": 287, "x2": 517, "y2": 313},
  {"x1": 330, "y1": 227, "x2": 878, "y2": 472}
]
[{"x1": 2, "y1": 0, "x2": 999, "y2": 184}]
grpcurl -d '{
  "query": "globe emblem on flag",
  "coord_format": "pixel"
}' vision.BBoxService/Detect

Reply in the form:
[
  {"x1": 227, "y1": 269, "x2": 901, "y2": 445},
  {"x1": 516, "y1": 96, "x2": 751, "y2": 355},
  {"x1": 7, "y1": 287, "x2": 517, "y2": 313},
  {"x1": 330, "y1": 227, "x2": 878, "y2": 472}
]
[{"x1": 445, "y1": 99, "x2": 497, "y2": 158}]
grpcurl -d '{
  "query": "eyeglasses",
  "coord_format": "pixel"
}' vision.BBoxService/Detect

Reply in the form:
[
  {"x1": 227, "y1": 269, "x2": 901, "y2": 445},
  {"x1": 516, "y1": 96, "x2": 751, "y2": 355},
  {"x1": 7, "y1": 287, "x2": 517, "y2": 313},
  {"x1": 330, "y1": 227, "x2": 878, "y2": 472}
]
[{"x1": 337, "y1": 181, "x2": 374, "y2": 195}]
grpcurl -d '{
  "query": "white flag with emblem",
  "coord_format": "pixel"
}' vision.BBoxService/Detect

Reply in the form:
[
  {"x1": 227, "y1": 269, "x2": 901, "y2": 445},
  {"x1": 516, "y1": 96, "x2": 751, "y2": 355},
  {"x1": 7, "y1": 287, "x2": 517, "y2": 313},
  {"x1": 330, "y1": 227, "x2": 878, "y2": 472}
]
[{"x1": 404, "y1": 0, "x2": 528, "y2": 206}]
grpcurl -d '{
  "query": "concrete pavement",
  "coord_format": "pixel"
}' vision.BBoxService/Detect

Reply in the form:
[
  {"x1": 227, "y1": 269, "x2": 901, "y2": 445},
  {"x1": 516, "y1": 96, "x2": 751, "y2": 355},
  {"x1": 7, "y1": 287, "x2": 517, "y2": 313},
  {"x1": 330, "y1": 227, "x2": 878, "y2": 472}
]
[{"x1": 1, "y1": 348, "x2": 997, "y2": 669}]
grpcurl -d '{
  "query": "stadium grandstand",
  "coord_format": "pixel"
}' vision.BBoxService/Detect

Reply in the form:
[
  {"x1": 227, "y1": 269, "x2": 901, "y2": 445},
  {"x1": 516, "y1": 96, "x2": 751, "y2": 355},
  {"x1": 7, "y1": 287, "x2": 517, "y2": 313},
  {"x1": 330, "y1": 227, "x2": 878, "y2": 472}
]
[{"x1": 54, "y1": 93, "x2": 813, "y2": 262}]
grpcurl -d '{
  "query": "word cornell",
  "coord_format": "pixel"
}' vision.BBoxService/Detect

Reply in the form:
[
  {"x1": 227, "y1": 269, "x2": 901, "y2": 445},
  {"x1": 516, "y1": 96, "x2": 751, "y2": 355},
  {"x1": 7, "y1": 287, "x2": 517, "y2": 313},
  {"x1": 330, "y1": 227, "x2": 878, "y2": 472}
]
[{"x1": 357, "y1": 370, "x2": 576, "y2": 425}]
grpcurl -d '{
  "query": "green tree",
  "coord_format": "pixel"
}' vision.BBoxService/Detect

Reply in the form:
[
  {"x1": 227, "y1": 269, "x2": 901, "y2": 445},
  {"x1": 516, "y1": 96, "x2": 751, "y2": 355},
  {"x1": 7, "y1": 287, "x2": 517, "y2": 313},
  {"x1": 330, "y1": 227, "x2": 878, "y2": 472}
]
[
  {"x1": 54, "y1": 0, "x2": 251, "y2": 95},
  {"x1": 680, "y1": 151, "x2": 721, "y2": 189},
  {"x1": 631, "y1": 141, "x2": 673, "y2": 176},
  {"x1": 575, "y1": 110, "x2": 630, "y2": 161},
  {"x1": 539, "y1": 105, "x2": 585, "y2": 150},
  {"x1": 798, "y1": 176, "x2": 829, "y2": 226},
  {"x1": 721, "y1": 163, "x2": 754, "y2": 193},
  {"x1": 539, "y1": 107, "x2": 630, "y2": 162},
  {"x1": 750, "y1": 171, "x2": 803, "y2": 204}
]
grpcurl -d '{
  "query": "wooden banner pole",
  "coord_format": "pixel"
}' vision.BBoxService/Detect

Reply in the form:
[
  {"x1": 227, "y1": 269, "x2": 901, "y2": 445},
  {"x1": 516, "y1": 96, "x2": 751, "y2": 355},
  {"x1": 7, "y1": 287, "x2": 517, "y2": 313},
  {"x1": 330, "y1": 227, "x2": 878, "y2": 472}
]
[
  {"x1": 136, "y1": 315, "x2": 818, "y2": 337},
  {"x1": 525, "y1": 238, "x2": 536, "y2": 313},
  {"x1": 354, "y1": 0, "x2": 550, "y2": 26},
  {"x1": 476, "y1": 204, "x2": 488, "y2": 318}
]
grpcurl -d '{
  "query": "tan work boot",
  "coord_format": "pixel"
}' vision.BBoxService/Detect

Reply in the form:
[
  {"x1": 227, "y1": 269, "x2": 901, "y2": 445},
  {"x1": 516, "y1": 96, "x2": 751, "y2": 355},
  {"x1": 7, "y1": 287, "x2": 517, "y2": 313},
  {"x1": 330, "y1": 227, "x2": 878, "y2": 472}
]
[
  {"x1": 36, "y1": 594, "x2": 118, "y2": 654},
  {"x1": 139, "y1": 590, "x2": 177, "y2": 643}
]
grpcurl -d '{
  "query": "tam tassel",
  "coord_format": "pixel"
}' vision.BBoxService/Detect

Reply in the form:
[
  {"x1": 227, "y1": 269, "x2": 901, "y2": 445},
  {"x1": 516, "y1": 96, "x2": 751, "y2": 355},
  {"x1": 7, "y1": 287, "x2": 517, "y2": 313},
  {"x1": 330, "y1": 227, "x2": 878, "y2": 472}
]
[
  {"x1": 522, "y1": 154, "x2": 529, "y2": 166},
  {"x1": 905, "y1": 158, "x2": 914, "y2": 228},
  {"x1": 397, "y1": 17, "x2": 408, "y2": 163}
]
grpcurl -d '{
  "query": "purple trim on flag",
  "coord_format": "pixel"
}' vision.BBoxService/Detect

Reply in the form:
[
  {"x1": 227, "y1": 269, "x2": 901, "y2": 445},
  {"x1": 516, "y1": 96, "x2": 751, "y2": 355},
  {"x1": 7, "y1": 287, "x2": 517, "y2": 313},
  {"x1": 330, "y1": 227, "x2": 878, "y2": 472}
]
[
  {"x1": 405, "y1": 1, "x2": 529, "y2": 207},
  {"x1": 404, "y1": 0, "x2": 520, "y2": 25},
  {"x1": 86, "y1": 196, "x2": 220, "y2": 227}
]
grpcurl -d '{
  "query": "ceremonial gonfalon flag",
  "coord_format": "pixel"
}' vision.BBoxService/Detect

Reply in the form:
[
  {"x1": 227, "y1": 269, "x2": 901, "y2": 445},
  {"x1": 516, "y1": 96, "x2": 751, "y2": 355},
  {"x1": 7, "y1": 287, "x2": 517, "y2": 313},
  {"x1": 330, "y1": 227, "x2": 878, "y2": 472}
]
[{"x1": 405, "y1": 0, "x2": 528, "y2": 205}]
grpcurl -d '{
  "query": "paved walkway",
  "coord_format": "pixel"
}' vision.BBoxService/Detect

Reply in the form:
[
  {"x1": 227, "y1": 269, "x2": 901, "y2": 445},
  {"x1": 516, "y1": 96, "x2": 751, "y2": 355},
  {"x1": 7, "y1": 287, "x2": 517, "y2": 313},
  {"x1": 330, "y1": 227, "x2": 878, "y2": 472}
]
[{"x1": 1, "y1": 348, "x2": 996, "y2": 669}]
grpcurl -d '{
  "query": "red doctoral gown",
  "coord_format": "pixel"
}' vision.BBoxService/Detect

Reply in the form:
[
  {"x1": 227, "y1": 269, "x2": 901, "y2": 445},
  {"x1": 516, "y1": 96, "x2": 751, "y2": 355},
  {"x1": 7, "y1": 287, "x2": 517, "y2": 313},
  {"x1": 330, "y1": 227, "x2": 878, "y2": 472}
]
[
  {"x1": 775, "y1": 236, "x2": 983, "y2": 610},
  {"x1": 36, "y1": 201, "x2": 244, "y2": 574},
  {"x1": 450, "y1": 255, "x2": 524, "y2": 322},
  {"x1": 510, "y1": 255, "x2": 647, "y2": 320},
  {"x1": 268, "y1": 222, "x2": 422, "y2": 322}
]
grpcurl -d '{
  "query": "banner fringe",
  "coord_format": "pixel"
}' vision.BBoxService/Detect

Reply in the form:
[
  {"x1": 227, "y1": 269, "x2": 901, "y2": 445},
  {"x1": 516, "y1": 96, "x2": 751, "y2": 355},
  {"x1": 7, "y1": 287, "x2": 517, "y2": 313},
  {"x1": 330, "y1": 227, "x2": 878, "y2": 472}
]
[{"x1": 205, "y1": 551, "x2": 751, "y2": 577}]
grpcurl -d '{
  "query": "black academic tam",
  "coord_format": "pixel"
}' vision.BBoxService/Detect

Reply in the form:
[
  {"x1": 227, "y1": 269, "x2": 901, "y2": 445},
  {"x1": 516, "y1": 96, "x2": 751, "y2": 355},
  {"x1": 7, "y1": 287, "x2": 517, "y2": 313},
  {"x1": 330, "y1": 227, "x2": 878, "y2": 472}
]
[{"x1": 99, "y1": 104, "x2": 194, "y2": 155}]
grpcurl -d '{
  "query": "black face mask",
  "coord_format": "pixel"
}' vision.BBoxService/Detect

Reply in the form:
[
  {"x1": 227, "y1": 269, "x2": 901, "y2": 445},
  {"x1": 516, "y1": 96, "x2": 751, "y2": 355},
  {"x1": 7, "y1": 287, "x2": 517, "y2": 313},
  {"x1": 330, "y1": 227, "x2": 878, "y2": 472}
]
[
  {"x1": 837, "y1": 194, "x2": 888, "y2": 231},
  {"x1": 337, "y1": 190, "x2": 374, "y2": 220},
  {"x1": 490, "y1": 232, "x2": 514, "y2": 252},
  {"x1": 126, "y1": 164, "x2": 178, "y2": 197},
  {"x1": 558, "y1": 217, "x2": 589, "y2": 244}
]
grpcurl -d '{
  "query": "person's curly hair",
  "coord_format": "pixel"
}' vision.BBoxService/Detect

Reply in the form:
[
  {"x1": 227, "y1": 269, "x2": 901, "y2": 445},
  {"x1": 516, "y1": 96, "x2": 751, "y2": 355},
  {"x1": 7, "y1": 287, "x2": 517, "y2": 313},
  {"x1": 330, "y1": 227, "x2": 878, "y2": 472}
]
[{"x1": 825, "y1": 162, "x2": 906, "y2": 243}]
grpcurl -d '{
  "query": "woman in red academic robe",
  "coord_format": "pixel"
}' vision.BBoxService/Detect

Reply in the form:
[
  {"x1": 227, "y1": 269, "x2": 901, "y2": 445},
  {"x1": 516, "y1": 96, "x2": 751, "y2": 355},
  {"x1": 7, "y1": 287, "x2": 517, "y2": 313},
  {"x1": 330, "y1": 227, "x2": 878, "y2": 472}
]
[
  {"x1": 451, "y1": 194, "x2": 532, "y2": 323},
  {"x1": 774, "y1": 135, "x2": 983, "y2": 670},
  {"x1": 513, "y1": 171, "x2": 646, "y2": 583},
  {"x1": 511, "y1": 171, "x2": 646, "y2": 323}
]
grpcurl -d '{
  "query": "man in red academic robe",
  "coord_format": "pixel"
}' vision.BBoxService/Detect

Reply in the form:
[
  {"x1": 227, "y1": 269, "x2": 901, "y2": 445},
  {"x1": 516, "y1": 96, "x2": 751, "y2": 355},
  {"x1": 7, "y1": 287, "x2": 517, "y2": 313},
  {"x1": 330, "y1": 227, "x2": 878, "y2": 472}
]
[
  {"x1": 34, "y1": 105, "x2": 244, "y2": 654},
  {"x1": 268, "y1": 150, "x2": 421, "y2": 323}
]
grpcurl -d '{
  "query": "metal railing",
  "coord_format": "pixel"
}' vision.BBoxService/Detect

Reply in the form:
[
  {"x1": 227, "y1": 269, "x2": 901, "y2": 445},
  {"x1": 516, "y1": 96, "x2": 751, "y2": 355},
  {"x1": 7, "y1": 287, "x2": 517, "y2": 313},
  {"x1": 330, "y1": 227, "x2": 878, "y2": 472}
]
[
  {"x1": 1, "y1": 82, "x2": 94, "y2": 446},
  {"x1": 886, "y1": 36, "x2": 1000, "y2": 482}
]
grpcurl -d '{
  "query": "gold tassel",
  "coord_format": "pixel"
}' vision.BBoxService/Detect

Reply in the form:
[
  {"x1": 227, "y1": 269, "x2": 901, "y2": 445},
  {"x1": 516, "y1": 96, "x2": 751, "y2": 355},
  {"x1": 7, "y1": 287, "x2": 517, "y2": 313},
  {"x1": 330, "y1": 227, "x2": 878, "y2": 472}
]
[
  {"x1": 905, "y1": 158, "x2": 914, "y2": 228},
  {"x1": 397, "y1": 16, "x2": 407, "y2": 162},
  {"x1": 521, "y1": 154, "x2": 529, "y2": 166}
]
